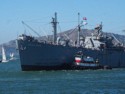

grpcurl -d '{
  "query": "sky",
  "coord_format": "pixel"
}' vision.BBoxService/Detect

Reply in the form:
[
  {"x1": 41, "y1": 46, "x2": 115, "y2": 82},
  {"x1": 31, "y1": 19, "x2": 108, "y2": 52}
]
[{"x1": 0, "y1": 0, "x2": 125, "y2": 44}]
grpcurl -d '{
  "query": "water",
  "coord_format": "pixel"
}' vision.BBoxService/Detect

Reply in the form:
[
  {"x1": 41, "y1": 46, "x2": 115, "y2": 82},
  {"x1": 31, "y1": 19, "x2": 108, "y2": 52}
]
[{"x1": 0, "y1": 60, "x2": 125, "y2": 94}]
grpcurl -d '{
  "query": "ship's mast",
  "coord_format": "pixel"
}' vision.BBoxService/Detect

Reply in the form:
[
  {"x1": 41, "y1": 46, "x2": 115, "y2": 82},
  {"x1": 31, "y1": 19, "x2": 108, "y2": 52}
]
[
  {"x1": 77, "y1": 12, "x2": 80, "y2": 46},
  {"x1": 51, "y1": 12, "x2": 58, "y2": 44}
]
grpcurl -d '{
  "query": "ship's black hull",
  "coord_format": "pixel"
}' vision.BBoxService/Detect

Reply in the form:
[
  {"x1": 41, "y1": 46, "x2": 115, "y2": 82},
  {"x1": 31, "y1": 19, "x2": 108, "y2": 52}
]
[
  {"x1": 21, "y1": 64, "x2": 73, "y2": 71},
  {"x1": 21, "y1": 65, "x2": 108, "y2": 71},
  {"x1": 17, "y1": 39, "x2": 125, "y2": 71}
]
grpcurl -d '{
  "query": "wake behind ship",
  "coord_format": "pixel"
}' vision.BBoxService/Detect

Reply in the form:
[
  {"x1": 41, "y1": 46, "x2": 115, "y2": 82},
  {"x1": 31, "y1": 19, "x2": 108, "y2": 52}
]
[{"x1": 17, "y1": 13, "x2": 125, "y2": 71}]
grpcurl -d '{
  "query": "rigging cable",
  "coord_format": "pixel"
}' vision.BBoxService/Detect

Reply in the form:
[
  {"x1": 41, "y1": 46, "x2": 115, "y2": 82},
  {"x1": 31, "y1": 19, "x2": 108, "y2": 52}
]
[{"x1": 22, "y1": 21, "x2": 42, "y2": 37}]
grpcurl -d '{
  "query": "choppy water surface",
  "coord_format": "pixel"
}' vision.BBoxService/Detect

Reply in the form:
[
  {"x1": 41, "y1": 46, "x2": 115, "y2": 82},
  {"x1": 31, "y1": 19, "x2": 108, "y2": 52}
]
[{"x1": 0, "y1": 60, "x2": 125, "y2": 94}]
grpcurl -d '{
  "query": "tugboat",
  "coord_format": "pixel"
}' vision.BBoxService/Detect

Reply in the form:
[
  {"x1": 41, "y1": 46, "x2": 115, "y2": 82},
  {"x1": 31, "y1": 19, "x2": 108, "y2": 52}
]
[{"x1": 73, "y1": 51, "x2": 101, "y2": 69}]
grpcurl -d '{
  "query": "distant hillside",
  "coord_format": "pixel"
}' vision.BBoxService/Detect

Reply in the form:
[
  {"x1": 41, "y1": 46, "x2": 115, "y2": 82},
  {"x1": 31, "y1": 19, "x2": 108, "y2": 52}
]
[
  {"x1": 0, "y1": 29, "x2": 125, "y2": 55},
  {"x1": 0, "y1": 40, "x2": 18, "y2": 56},
  {"x1": 42, "y1": 28, "x2": 125, "y2": 44}
]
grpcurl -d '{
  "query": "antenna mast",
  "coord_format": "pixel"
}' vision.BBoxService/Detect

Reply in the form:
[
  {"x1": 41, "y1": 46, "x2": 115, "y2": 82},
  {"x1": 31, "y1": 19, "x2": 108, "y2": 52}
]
[
  {"x1": 51, "y1": 12, "x2": 58, "y2": 44},
  {"x1": 77, "y1": 12, "x2": 80, "y2": 46}
]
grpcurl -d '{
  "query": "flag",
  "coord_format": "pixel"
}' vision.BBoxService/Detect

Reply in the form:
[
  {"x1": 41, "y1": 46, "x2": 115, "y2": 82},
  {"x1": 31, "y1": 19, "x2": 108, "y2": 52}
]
[
  {"x1": 83, "y1": 17, "x2": 87, "y2": 20},
  {"x1": 83, "y1": 22, "x2": 87, "y2": 25}
]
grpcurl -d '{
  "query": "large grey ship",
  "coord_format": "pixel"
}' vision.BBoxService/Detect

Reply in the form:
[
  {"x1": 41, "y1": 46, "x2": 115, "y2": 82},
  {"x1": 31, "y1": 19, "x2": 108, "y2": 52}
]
[{"x1": 17, "y1": 13, "x2": 125, "y2": 71}]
